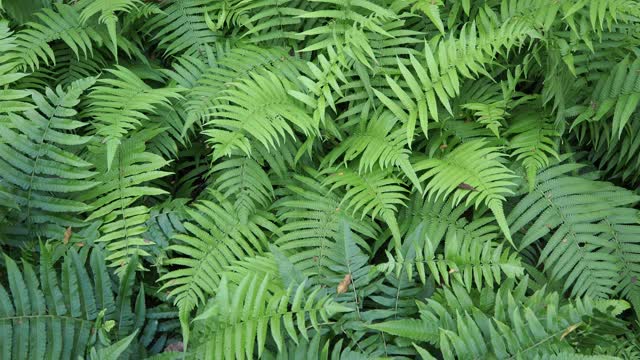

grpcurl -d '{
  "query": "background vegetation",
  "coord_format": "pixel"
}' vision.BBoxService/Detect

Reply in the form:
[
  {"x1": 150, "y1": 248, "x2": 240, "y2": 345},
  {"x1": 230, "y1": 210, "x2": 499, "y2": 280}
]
[{"x1": 1, "y1": 0, "x2": 640, "y2": 358}]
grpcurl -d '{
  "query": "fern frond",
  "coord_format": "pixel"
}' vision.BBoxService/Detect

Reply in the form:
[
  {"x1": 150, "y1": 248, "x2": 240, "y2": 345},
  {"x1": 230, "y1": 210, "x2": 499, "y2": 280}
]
[
  {"x1": 462, "y1": 100, "x2": 507, "y2": 137},
  {"x1": 144, "y1": 0, "x2": 219, "y2": 57},
  {"x1": 399, "y1": 194, "x2": 496, "y2": 247},
  {"x1": 374, "y1": 27, "x2": 490, "y2": 143},
  {"x1": 582, "y1": 115, "x2": 640, "y2": 185},
  {"x1": 0, "y1": 21, "x2": 33, "y2": 113},
  {"x1": 160, "y1": 190, "x2": 275, "y2": 314},
  {"x1": 599, "y1": 209, "x2": 640, "y2": 311},
  {"x1": 573, "y1": 57, "x2": 640, "y2": 138},
  {"x1": 13, "y1": 4, "x2": 102, "y2": 71},
  {"x1": 221, "y1": 0, "x2": 307, "y2": 43},
  {"x1": 191, "y1": 274, "x2": 351, "y2": 359},
  {"x1": 378, "y1": 226, "x2": 523, "y2": 291},
  {"x1": 505, "y1": 110, "x2": 560, "y2": 191},
  {"x1": 324, "y1": 167, "x2": 407, "y2": 251},
  {"x1": 0, "y1": 77, "x2": 98, "y2": 241},
  {"x1": 275, "y1": 172, "x2": 379, "y2": 278},
  {"x1": 0, "y1": 247, "x2": 142, "y2": 359},
  {"x1": 211, "y1": 155, "x2": 273, "y2": 224},
  {"x1": 77, "y1": 129, "x2": 171, "y2": 271},
  {"x1": 323, "y1": 109, "x2": 422, "y2": 192},
  {"x1": 289, "y1": 46, "x2": 350, "y2": 126},
  {"x1": 48, "y1": 45, "x2": 107, "y2": 88},
  {"x1": 414, "y1": 139, "x2": 516, "y2": 244},
  {"x1": 327, "y1": 219, "x2": 371, "y2": 310},
  {"x1": 143, "y1": 199, "x2": 188, "y2": 269},
  {"x1": 369, "y1": 279, "x2": 627, "y2": 359},
  {"x1": 86, "y1": 65, "x2": 182, "y2": 170},
  {"x1": 260, "y1": 332, "x2": 343, "y2": 360},
  {"x1": 203, "y1": 69, "x2": 316, "y2": 160},
  {"x1": 78, "y1": 0, "x2": 142, "y2": 59},
  {"x1": 508, "y1": 160, "x2": 640, "y2": 298},
  {"x1": 171, "y1": 44, "x2": 303, "y2": 132}
]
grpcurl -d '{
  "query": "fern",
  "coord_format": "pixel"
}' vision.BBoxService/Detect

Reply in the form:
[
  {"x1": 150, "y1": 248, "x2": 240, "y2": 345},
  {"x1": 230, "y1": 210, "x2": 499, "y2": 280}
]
[
  {"x1": 78, "y1": 0, "x2": 142, "y2": 59},
  {"x1": 374, "y1": 26, "x2": 493, "y2": 143},
  {"x1": 323, "y1": 109, "x2": 422, "y2": 191},
  {"x1": 211, "y1": 155, "x2": 273, "y2": 223},
  {"x1": 13, "y1": 4, "x2": 103, "y2": 71},
  {"x1": 191, "y1": 274, "x2": 351, "y2": 359},
  {"x1": 86, "y1": 66, "x2": 182, "y2": 170},
  {"x1": 274, "y1": 171, "x2": 379, "y2": 278},
  {"x1": 324, "y1": 167, "x2": 407, "y2": 251},
  {"x1": 505, "y1": 109, "x2": 560, "y2": 191},
  {"x1": 160, "y1": 190, "x2": 275, "y2": 314},
  {"x1": 0, "y1": 246, "x2": 158, "y2": 359},
  {"x1": 0, "y1": 77, "x2": 97, "y2": 241},
  {"x1": 508, "y1": 160, "x2": 640, "y2": 298},
  {"x1": 143, "y1": 0, "x2": 219, "y2": 57},
  {"x1": 171, "y1": 44, "x2": 303, "y2": 132},
  {"x1": 77, "y1": 129, "x2": 171, "y2": 271},
  {"x1": 414, "y1": 139, "x2": 517, "y2": 244},
  {"x1": 377, "y1": 226, "x2": 524, "y2": 291},
  {"x1": 370, "y1": 279, "x2": 629, "y2": 359},
  {"x1": 0, "y1": 20, "x2": 33, "y2": 113},
  {"x1": 573, "y1": 57, "x2": 640, "y2": 138},
  {"x1": 203, "y1": 69, "x2": 316, "y2": 159}
]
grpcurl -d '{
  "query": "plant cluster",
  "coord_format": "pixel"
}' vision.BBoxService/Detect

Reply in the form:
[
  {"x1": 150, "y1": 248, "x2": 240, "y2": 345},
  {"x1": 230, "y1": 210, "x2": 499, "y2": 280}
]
[{"x1": 1, "y1": 0, "x2": 640, "y2": 359}]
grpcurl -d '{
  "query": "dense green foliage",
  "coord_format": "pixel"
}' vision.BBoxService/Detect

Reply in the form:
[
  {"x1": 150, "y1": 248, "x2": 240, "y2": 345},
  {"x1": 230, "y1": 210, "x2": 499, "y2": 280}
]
[{"x1": 1, "y1": 0, "x2": 640, "y2": 358}]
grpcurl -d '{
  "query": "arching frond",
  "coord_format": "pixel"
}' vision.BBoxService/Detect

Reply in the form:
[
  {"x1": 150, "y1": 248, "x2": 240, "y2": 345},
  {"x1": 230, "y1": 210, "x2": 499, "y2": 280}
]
[
  {"x1": 324, "y1": 167, "x2": 408, "y2": 250},
  {"x1": 78, "y1": 0, "x2": 142, "y2": 58},
  {"x1": 203, "y1": 69, "x2": 316, "y2": 160},
  {"x1": 378, "y1": 225, "x2": 523, "y2": 291},
  {"x1": 13, "y1": 4, "x2": 102, "y2": 71},
  {"x1": 274, "y1": 172, "x2": 379, "y2": 278},
  {"x1": 191, "y1": 274, "x2": 351, "y2": 359},
  {"x1": 219, "y1": 0, "x2": 307, "y2": 43},
  {"x1": 369, "y1": 279, "x2": 628, "y2": 359},
  {"x1": 323, "y1": 109, "x2": 421, "y2": 191},
  {"x1": 159, "y1": 190, "x2": 275, "y2": 314},
  {"x1": 326, "y1": 219, "x2": 371, "y2": 310},
  {"x1": 0, "y1": 21, "x2": 33, "y2": 113},
  {"x1": 509, "y1": 160, "x2": 640, "y2": 298},
  {"x1": 170, "y1": 44, "x2": 303, "y2": 132},
  {"x1": 210, "y1": 155, "x2": 273, "y2": 224},
  {"x1": 374, "y1": 26, "x2": 490, "y2": 143},
  {"x1": 414, "y1": 139, "x2": 516, "y2": 244},
  {"x1": 143, "y1": 0, "x2": 219, "y2": 57},
  {"x1": 505, "y1": 110, "x2": 560, "y2": 190},
  {"x1": 0, "y1": 247, "x2": 155, "y2": 359},
  {"x1": 86, "y1": 65, "x2": 182, "y2": 170},
  {"x1": 573, "y1": 57, "x2": 640, "y2": 138}
]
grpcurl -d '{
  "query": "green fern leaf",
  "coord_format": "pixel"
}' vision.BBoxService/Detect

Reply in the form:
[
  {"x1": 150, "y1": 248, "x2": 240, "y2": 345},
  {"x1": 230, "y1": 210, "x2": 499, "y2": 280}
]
[
  {"x1": 86, "y1": 65, "x2": 182, "y2": 170},
  {"x1": 324, "y1": 167, "x2": 407, "y2": 251},
  {"x1": 414, "y1": 139, "x2": 516, "y2": 244},
  {"x1": 0, "y1": 247, "x2": 141, "y2": 359},
  {"x1": 509, "y1": 160, "x2": 640, "y2": 298},
  {"x1": 203, "y1": 69, "x2": 316, "y2": 160},
  {"x1": 0, "y1": 77, "x2": 98, "y2": 240},
  {"x1": 77, "y1": 129, "x2": 171, "y2": 271},
  {"x1": 275, "y1": 171, "x2": 379, "y2": 278},
  {"x1": 192, "y1": 274, "x2": 351, "y2": 359},
  {"x1": 160, "y1": 190, "x2": 275, "y2": 314},
  {"x1": 13, "y1": 4, "x2": 102, "y2": 71}
]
